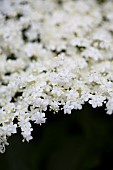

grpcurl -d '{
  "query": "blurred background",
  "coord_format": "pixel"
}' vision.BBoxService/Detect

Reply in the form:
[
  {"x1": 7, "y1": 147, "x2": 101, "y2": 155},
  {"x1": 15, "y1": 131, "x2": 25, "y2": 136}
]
[{"x1": 0, "y1": 104, "x2": 113, "y2": 170}]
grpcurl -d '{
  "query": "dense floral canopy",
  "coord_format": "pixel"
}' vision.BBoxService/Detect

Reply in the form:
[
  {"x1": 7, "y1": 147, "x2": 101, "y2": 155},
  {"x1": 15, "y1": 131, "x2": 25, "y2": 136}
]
[{"x1": 0, "y1": 0, "x2": 113, "y2": 153}]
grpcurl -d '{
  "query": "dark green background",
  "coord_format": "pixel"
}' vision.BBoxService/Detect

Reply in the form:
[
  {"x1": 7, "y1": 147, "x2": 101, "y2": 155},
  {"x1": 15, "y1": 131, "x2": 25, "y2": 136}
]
[{"x1": 0, "y1": 104, "x2": 113, "y2": 170}]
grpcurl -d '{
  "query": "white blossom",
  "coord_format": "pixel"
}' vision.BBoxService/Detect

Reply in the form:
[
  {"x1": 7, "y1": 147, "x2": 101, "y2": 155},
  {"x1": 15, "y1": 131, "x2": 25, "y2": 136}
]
[{"x1": 0, "y1": 0, "x2": 113, "y2": 153}]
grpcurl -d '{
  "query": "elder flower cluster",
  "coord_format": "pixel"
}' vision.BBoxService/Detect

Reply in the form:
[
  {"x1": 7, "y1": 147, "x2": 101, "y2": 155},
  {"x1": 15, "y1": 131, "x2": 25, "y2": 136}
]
[{"x1": 0, "y1": 0, "x2": 113, "y2": 153}]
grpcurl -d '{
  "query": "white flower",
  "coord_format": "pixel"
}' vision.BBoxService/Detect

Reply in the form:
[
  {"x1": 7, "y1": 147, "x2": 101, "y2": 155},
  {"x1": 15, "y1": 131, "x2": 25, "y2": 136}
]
[
  {"x1": 0, "y1": 0, "x2": 113, "y2": 153},
  {"x1": 89, "y1": 94, "x2": 106, "y2": 108}
]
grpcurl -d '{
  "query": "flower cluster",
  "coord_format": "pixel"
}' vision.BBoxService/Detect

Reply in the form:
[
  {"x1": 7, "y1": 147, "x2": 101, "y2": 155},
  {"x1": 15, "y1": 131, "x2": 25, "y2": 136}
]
[{"x1": 0, "y1": 0, "x2": 113, "y2": 153}]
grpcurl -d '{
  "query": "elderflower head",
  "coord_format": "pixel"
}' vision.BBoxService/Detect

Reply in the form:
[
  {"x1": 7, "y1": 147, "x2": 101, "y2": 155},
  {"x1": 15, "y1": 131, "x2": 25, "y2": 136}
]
[{"x1": 0, "y1": 0, "x2": 113, "y2": 153}]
